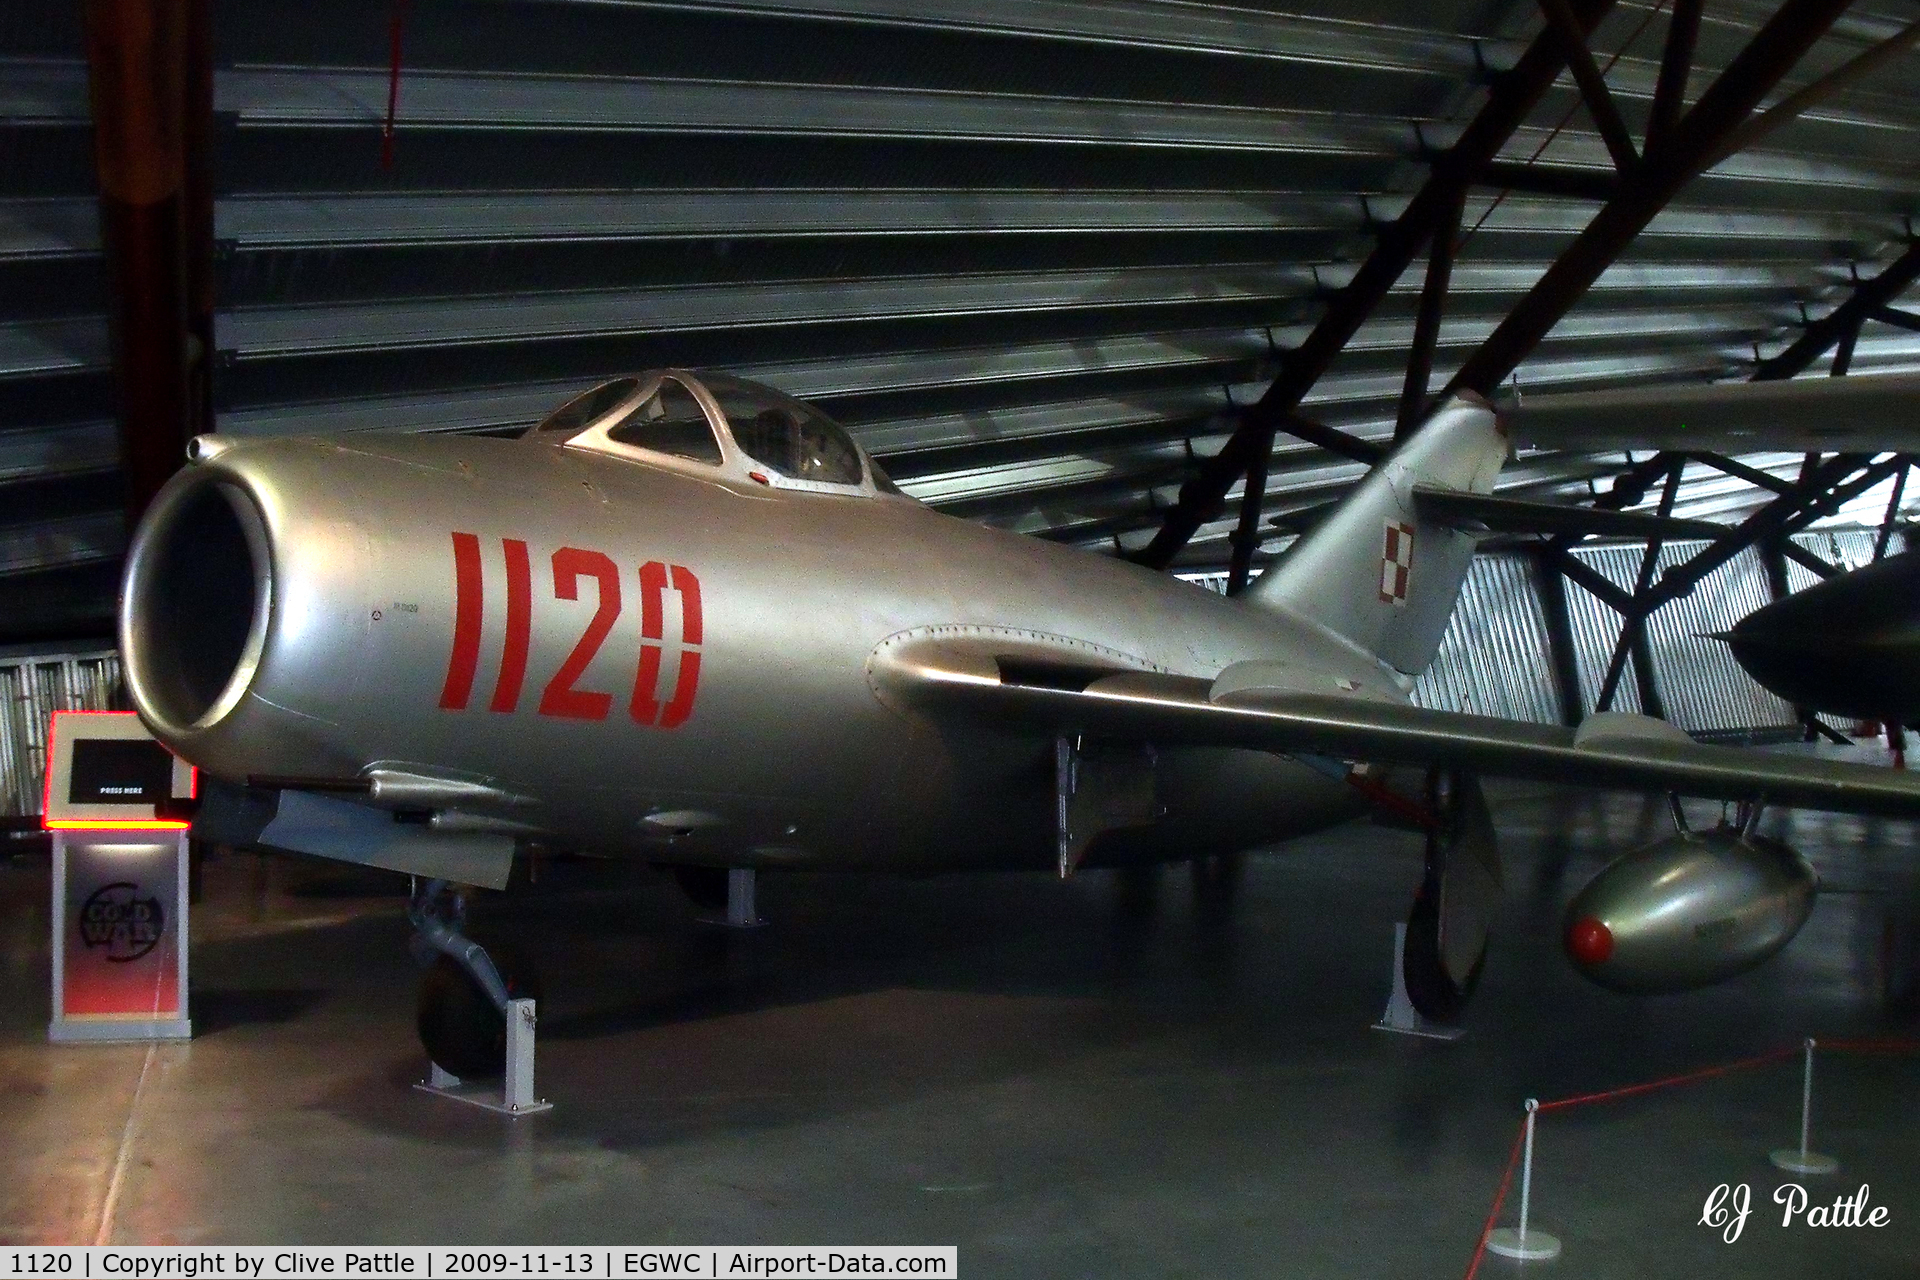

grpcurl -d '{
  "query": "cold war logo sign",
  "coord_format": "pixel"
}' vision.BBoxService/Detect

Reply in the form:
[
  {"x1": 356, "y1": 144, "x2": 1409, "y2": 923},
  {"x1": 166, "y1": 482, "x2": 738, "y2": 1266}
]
[{"x1": 79, "y1": 881, "x2": 165, "y2": 962}]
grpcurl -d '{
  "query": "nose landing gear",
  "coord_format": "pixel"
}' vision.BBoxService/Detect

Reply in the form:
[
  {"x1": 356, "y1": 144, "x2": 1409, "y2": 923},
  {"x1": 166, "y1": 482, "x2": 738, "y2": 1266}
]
[{"x1": 409, "y1": 878, "x2": 541, "y2": 1079}]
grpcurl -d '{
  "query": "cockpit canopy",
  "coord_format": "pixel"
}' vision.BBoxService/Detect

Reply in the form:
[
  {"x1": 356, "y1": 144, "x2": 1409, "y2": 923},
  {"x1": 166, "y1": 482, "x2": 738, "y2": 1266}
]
[{"x1": 528, "y1": 370, "x2": 901, "y2": 496}]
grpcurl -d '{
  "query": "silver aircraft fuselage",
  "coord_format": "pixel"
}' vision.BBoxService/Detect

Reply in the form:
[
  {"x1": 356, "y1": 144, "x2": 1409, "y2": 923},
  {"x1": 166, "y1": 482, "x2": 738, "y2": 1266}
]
[{"x1": 125, "y1": 429, "x2": 1379, "y2": 872}]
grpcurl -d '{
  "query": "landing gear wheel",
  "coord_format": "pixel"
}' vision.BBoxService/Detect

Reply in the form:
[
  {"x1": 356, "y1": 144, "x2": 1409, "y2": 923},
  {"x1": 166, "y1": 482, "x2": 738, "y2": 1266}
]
[
  {"x1": 1189, "y1": 852, "x2": 1244, "y2": 913},
  {"x1": 671, "y1": 866, "x2": 729, "y2": 913},
  {"x1": 416, "y1": 944, "x2": 542, "y2": 1079},
  {"x1": 1114, "y1": 863, "x2": 1162, "y2": 923},
  {"x1": 1403, "y1": 889, "x2": 1483, "y2": 1024}
]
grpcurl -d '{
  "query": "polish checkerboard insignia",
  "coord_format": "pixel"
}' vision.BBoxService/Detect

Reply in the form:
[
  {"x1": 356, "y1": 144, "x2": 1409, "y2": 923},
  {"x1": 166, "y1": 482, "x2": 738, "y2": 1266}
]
[{"x1": 1379, "y1": 520, "x2": 1414, "y2": 605}]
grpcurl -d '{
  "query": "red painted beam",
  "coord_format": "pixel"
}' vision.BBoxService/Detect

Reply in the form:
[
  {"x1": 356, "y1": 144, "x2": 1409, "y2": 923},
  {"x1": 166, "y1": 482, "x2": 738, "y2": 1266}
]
[{"x1": 83, "y1": 0, "x2": 215, "y2": 528}]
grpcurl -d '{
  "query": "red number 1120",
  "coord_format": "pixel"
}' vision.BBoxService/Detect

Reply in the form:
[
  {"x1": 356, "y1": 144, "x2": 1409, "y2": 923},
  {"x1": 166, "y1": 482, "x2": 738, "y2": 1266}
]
[{"x1": 436, "y1": 532, "x2": 702, "y2": 728}]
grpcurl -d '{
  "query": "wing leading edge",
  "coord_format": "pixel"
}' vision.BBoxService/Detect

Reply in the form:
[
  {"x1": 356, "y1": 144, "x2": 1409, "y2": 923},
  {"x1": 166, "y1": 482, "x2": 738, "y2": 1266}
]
[{"x1": 871, "y1": 634, "x2": 1920, "y2": 818}]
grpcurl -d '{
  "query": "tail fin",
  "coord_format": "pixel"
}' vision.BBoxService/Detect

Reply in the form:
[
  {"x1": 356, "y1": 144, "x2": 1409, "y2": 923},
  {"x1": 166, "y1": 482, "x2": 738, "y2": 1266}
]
[{"x1": 1244, "y1": 393, "x2": 1505, "y2": 676}]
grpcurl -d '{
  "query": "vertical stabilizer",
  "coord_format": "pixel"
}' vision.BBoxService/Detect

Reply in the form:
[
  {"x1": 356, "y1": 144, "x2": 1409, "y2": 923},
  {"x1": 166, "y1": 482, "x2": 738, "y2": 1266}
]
[{"x1": 1244, "y1": 393, "x2": 1505, "y2": 675}]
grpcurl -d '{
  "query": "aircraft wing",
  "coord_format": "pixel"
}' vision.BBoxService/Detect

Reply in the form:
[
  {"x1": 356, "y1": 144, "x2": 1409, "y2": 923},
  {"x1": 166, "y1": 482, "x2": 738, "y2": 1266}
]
[
  {"x1": 873, "y1": 635, "x2": 1920, "y2": 817},
  {"x1": 1507, "y1": 371, "x2": 1920, "y2": 453}
]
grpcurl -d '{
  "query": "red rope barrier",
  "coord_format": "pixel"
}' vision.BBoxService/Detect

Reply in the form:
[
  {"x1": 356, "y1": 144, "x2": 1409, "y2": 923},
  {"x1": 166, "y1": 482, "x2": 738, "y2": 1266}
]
[
  {"x1": 1535, "y1": 1045, "x2": 1799, "y2": 1113},
  {"x1": 1460, "y1": 1037, "x2": 1920, "y2": 1277},
  {"x1": 1816, "y1": 1036, "x2": 1920, "y2": 1056},
  {"x1": 1461, "y1": 1122, "x2": 1526, "y2": 1280}
]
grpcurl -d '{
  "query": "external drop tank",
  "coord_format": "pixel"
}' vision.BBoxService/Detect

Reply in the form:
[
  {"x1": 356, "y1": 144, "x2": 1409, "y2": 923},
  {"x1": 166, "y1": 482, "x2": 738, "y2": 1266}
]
[{"x1": 1563, "y1": 826, "x2": 1816, "y2": 993}]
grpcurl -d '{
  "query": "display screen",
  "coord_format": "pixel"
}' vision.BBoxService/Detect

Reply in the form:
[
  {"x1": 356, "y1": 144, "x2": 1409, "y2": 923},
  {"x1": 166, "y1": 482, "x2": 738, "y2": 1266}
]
[{"x1": 68, "y1": 738, "x2": 176, "y2": 806}]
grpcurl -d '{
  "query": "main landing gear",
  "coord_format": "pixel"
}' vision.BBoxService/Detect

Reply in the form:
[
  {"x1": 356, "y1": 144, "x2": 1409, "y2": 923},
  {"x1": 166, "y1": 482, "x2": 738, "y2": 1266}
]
[
  {"x1": 410, "y1": 878, "x2": 541, "y2": 1079},
  {"x1": 1400, "y1": 771, "x2": 1501, "y2": 1024}
]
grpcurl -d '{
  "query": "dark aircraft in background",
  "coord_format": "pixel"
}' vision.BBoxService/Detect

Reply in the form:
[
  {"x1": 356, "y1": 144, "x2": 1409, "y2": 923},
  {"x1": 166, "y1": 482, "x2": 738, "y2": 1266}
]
[
  {"x1": 120, "y1": 371, "x2": 1920, "y2": 1074},
  {"x1": 1513, "y1": 372, "x2": 1920, "y2": 742},
  {"x1": 1724, "y1": 550, "x2": 1920, "y2": 731}
]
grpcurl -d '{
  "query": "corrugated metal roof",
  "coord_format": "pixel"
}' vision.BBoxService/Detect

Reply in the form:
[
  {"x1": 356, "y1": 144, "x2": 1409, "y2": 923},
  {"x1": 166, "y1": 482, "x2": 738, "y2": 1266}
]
[{"x1": 2, "y1": 0, "x2": 1918, "y2": 643}]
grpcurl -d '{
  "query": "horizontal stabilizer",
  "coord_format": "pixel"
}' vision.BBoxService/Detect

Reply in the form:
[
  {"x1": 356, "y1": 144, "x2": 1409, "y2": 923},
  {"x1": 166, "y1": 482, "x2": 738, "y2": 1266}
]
[
  {"x1": 1509, "y1": 372, "x2": 1920, "y2": 452},
  {"x1": 1409, "y1": 485, "x2": 1726, "y2": 540}
]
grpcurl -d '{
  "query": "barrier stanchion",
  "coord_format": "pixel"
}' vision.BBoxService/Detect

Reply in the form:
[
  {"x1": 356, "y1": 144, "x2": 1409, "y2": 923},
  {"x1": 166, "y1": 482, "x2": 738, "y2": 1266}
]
[
  {"x1": 1484, "y1": 1099, "x2": 1561, "y2": 1262},
  {"x1": 1463, "y1": 1038, "x2": 1920, "y2": 1276},
  {"x1": 1769, "y1": 1037, "x2": 1837, "y2": 1175},
  {"x1": 1463, "y1": 1125, "x2": 1526, "y2": 1280}
]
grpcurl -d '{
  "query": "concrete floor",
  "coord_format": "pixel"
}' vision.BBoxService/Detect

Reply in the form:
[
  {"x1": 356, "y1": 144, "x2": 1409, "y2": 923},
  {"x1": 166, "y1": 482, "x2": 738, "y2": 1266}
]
[{"x1": 2, "y1": 779, "x2": 1917, "y2": 1276}]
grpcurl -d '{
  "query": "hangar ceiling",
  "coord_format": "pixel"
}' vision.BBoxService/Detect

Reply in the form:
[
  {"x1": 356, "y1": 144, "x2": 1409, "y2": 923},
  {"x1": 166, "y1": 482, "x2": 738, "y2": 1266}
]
[{"x1": 2, "y1": 0, "x2": 1918, "y2": 643}]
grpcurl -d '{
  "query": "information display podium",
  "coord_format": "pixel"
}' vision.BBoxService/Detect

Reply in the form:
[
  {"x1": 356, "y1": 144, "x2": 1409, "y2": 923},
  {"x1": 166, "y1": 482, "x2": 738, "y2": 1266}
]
[{"x1": 43, "y1": 711, "x2": 195, "y2": 1043}]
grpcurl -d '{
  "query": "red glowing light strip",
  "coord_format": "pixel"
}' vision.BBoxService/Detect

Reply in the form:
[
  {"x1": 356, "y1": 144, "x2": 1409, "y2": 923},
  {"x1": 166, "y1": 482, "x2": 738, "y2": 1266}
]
[
  {"x1": 45, "y1": 820, "x2": 192, "y2": 831},
  {"x1": 42, "y1": 709, "x2": 197, "y2": 831}
]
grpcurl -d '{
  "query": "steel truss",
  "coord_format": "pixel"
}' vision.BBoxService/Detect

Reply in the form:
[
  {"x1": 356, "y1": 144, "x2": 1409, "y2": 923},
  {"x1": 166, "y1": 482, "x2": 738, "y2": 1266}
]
[
  {"x1": 1527, "y1": 230, "x2": 1920, "y2": 729},
  {"x1": 1136, "y1": 0, "x2": 1913, "y2": 598}
]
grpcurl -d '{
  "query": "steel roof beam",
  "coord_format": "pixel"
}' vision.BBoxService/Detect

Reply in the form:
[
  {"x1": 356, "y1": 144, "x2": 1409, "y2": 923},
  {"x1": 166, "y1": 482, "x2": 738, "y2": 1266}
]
[
  {"x1": 1278, "y1": 413, "x2": 1383, "y2": 467},
  {"x1": 1704, "y1": 17, "x2": 1920, "y2": 171},
  {"x1": 1132, "y1": 0, "x2": 1623, "y2": 570},
  {"x1": 1647, "y1": 0, "x2": 1704, "y2": 154},
  {"x1": 1752, "y1": 239, "x2": 1920, "y2": 379},
  {"x1": 1394, "y1": 186, "x2": 1465, "y2": 441},
  {"x1": 1692, "y1": 452, "x2": 1797, "y2": 495},
  {"x1": 1473, "y1": 161, "x2": 1618, "y2": 202},
  {"x1": 1223, "y1": 419, "x2": 1272, "y2": 594},
  {"x1": 1871, "y1": 307, "x2": 1920, "y2": 333},
  {"x1": 1831, "y1": 321, "x2": 1860, "y2": 375},
  {"x1": 1779, "y1": 538, "x2": 1842, "y2": 579},
  {"x1": 514, "y1": 0, "x2": 1516, "y2": 77},
  {"x1": 1537, "y1": 0, "x2": 1640, "y2": 174},
  {"x1": 1443, "y1": 0, "x2": 1857, "y2": 403}
]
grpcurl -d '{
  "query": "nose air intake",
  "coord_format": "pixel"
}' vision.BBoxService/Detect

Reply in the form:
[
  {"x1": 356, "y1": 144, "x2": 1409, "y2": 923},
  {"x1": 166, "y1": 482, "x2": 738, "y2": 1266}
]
[{"x1": 120, "y1": 471, "x2": 274, "y2": 736}]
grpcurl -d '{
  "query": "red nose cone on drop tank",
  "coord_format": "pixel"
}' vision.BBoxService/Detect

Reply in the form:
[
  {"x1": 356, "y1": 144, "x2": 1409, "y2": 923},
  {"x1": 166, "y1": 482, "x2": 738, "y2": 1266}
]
[{"x1": 1565, "y1": 916, "x2": 1614, "y2": 968}]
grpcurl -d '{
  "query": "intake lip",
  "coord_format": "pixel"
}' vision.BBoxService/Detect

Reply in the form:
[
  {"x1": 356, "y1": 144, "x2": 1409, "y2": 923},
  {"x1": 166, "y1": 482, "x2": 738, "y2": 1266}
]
[{"x1": 119, "y1": 467, "x2": 274, "y2": 740}]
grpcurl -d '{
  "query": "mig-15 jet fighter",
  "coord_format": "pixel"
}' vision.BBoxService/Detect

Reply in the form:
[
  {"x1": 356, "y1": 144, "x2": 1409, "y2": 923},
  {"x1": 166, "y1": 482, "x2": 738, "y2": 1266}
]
[{"x1": 119, "y1": 369, "x2": 1920, "y2": 1074}]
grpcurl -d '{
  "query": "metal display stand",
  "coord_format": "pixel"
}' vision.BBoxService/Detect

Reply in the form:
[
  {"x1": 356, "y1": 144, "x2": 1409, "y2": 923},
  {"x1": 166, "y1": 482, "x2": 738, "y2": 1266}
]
[
  {"x1": 50, "y1": 829, "x2": 193, "y2": 1042},
  {"x1": 43, "y1": 712, "x2": 195, "y2": 1044},
  {"x1": 414, "y1": 998, "x2": 552, "y2": 1116},
  {"x1": 697, "y1": 867, "x2": 767, "y2": 928},
  {"x1": 1373, "y1": 922, "x2": 1465, "y2": 1041}
]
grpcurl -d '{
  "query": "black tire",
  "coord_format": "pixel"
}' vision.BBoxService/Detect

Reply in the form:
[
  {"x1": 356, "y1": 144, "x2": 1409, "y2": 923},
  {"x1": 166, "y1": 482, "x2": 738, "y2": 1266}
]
[
  {"x1": 416, "y1": 945, "x2": 542, "y2": 1079},
  {"x1": 1190, "y1": 852, "x2": 1244, "y2": 914},
  {"x1": 1403, "y1": 890, "x2": 1483, "y2": 1024},
  {"x1": 671, "y1": 865, "x2": 730, "y2": 913},
  {"x1": 1114, "y1": 863, "x2": 1162, "y2": 925}
]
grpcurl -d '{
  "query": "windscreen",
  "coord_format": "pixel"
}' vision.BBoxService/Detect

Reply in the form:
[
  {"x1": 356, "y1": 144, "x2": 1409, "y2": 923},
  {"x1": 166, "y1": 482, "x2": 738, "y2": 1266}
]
[
  {"x1": 701, "y1": 374, "x2": 865, "y2": 486},
  {"x1": 606, "y1": 377, "x2": 725, "y2": 464},
  {"x1": 530, "y1": 378, "x2": 640, "y2": 436}
]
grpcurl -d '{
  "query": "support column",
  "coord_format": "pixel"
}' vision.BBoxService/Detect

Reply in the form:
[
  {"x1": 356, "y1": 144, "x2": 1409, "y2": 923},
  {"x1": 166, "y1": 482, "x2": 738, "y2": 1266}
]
[
  {"x1": 1532, "y1": 549, "x2": 1585, "y2": 726},
  {"x1": 1226, "y1": 425, "x2": 1274, "y2": 595},
  {"x1": 83, "y1": 0, "x2": 215, "y2": 526},
  {"x1": 1395, "y1": 188, "x2": 1464, "y2": 442},
  {"x1": 182, "y1": 0, "x2": 215, "y2": 440}
]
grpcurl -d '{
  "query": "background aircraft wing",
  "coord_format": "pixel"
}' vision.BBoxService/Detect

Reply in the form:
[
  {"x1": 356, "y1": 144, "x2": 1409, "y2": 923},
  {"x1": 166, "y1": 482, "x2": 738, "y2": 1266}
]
[
  {"x1": 1507, "y1": 371, "x2": 1920, "y2": 453},
  {"x1": 873, "y1": 635, "x2": 1920, "y2": 817}
]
